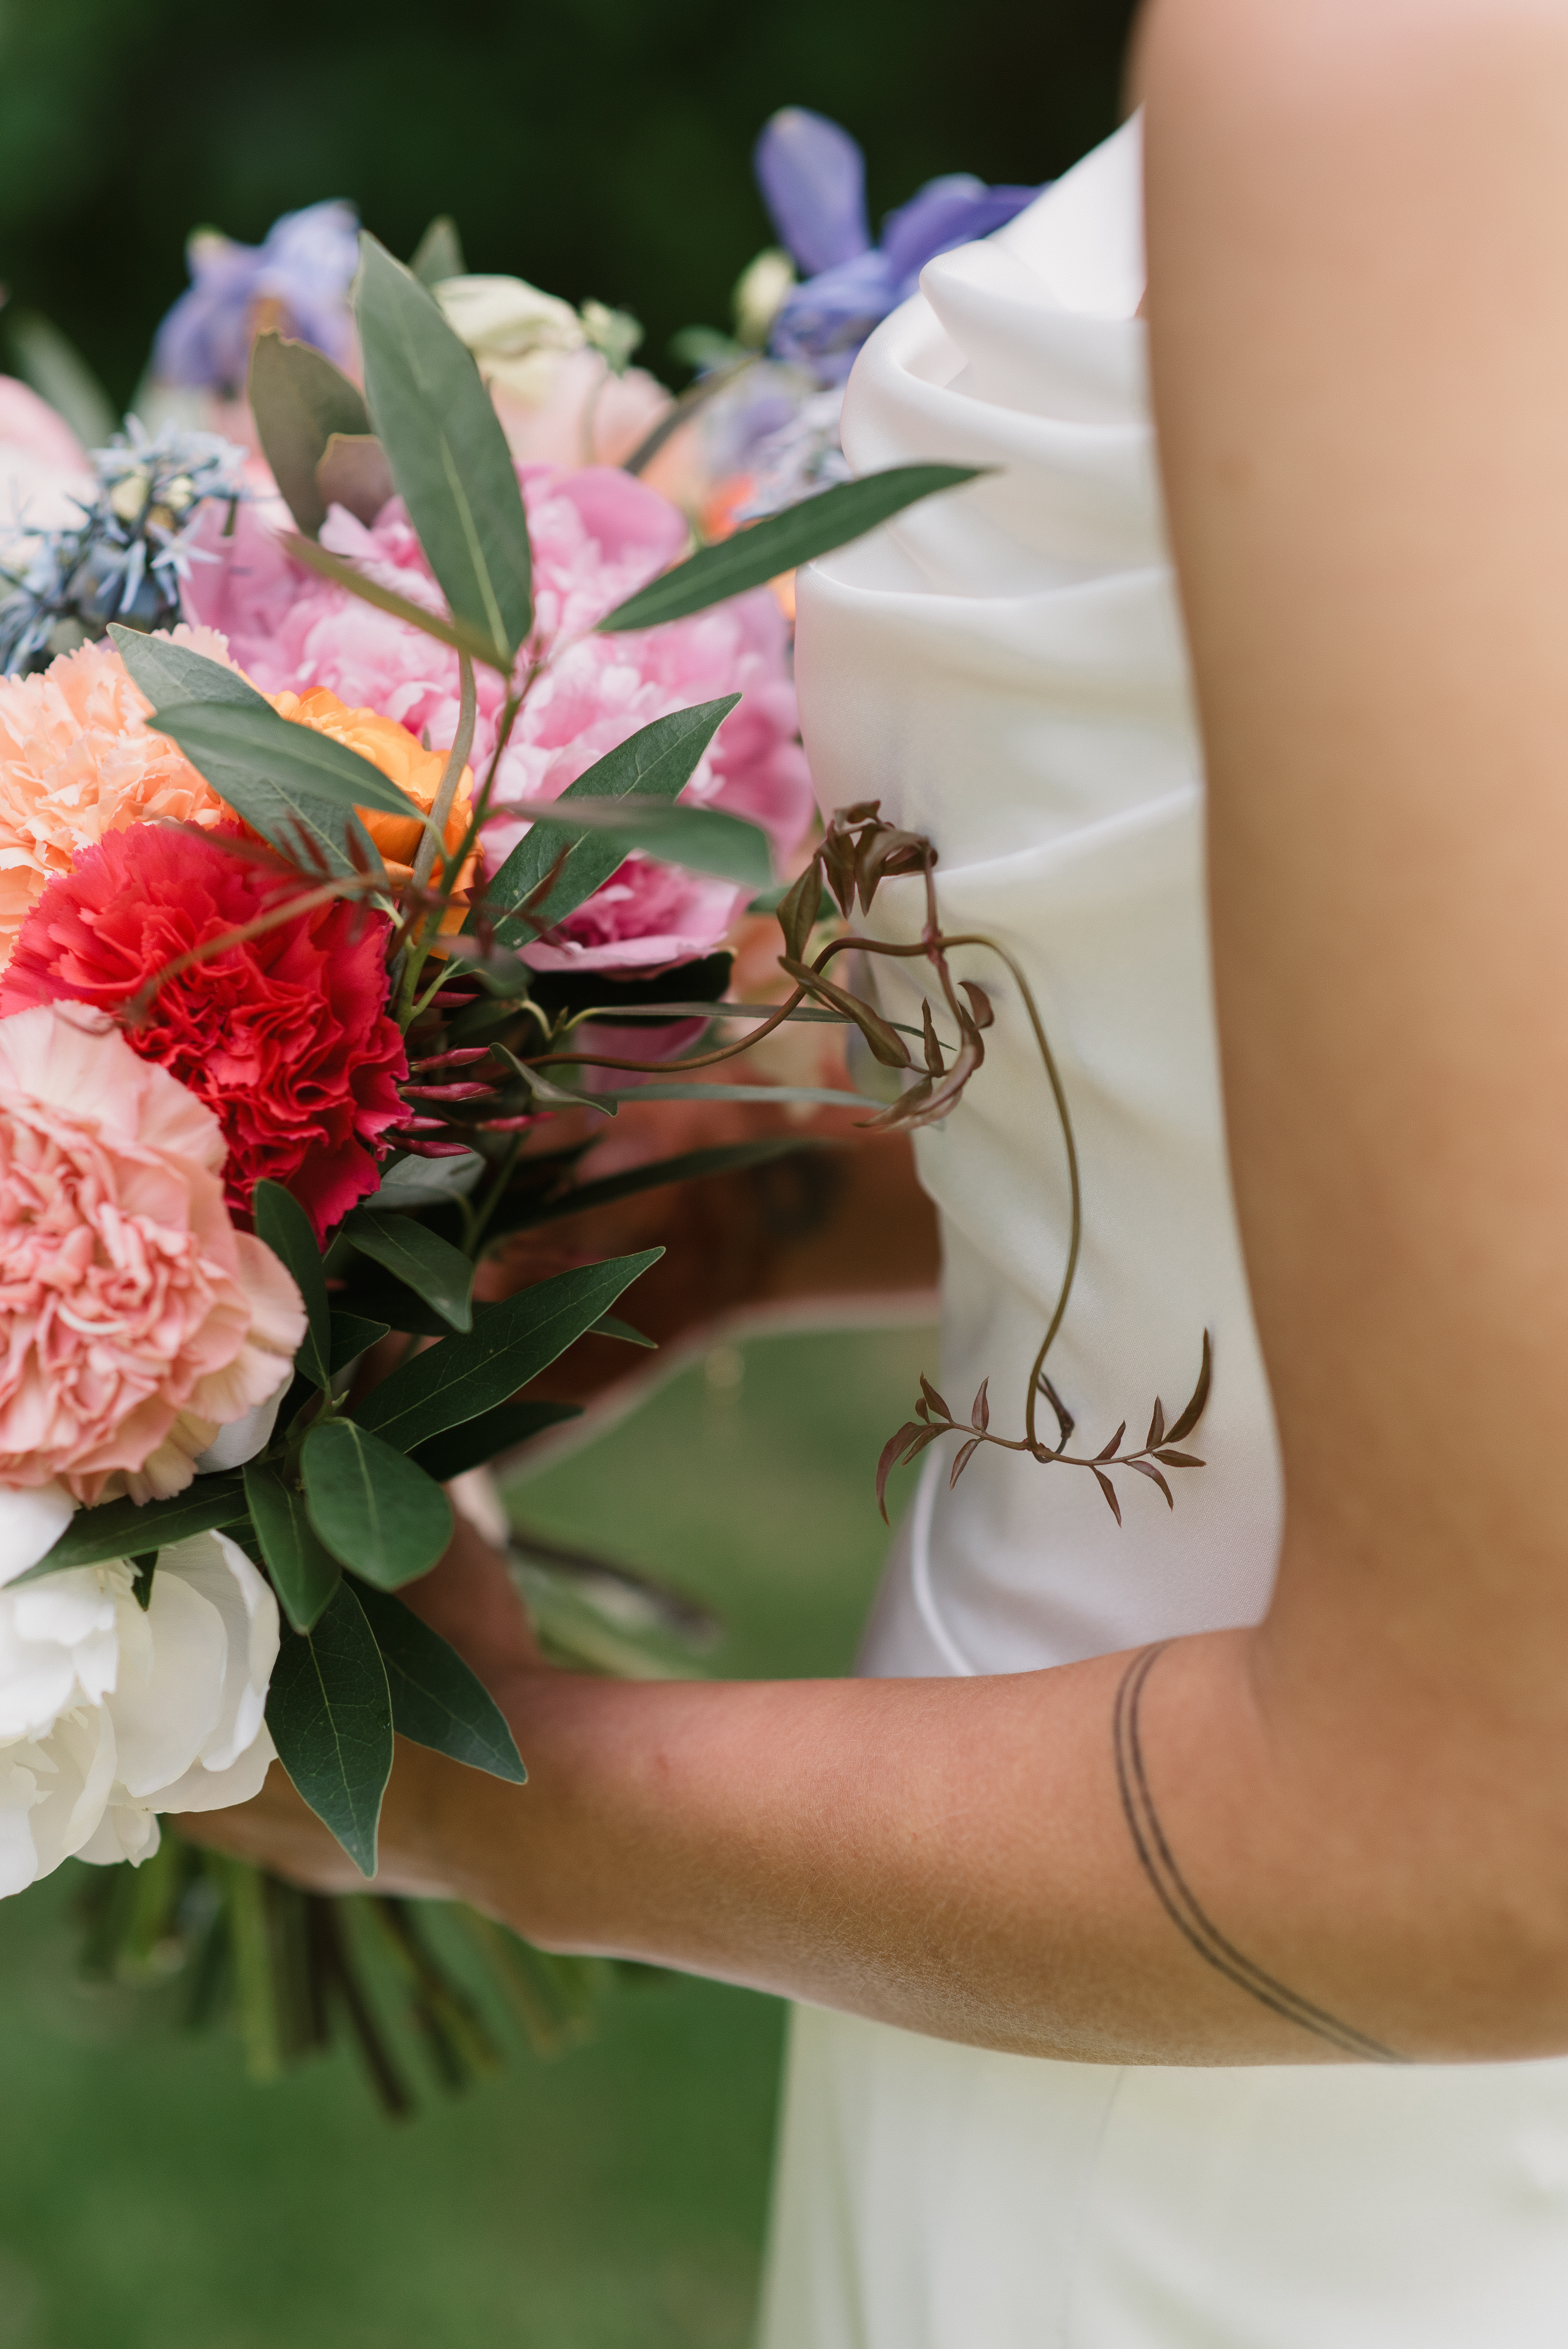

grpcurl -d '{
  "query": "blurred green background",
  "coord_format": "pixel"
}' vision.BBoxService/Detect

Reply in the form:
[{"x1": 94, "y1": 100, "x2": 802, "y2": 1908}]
[
  {"x1": 0, "y1": 3, "x2": 1133, "y2": 2340},
  {"x1": 0, "y1": 1326, "x2": 936, "y2": 2349},
  {"x1": 0, "y1": 0, "x2": 1138, "y2": 409}
]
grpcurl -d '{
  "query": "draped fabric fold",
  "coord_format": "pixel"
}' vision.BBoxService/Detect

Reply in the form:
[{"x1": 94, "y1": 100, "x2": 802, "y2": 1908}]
[{"x1": 760, "y1": 115, "x2": 1568, "y2": 2349}]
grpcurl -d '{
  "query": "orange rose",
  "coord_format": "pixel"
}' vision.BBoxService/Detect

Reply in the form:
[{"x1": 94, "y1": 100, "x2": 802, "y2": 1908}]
[{"x1": 267, "y1": 687, "x2": 476, "y2": 874}]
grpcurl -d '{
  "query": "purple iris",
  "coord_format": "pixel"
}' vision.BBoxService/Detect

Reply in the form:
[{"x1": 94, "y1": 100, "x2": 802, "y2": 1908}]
[
  {"x1": 152, "y1": 200, "x2": 360, "y2": 396},
  {"x1": 755, "y1": 109, "x2": 1039, "y2": 384}
]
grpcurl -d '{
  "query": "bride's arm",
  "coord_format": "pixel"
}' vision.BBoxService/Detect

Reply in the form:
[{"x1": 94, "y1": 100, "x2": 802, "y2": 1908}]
[{"x1": 190, "y1": 0, "x2": 1568, "y2": 2064}]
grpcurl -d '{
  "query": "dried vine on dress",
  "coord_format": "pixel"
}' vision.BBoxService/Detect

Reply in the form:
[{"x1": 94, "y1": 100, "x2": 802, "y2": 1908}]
[{"x1": 127, "y1": 786, "x2": 1212, "y2": 1524}]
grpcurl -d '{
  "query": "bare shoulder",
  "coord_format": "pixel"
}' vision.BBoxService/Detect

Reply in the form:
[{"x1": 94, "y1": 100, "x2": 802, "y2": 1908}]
[{"x1": 1138, "y1": 0, "x2": 1568, "y2": 107}]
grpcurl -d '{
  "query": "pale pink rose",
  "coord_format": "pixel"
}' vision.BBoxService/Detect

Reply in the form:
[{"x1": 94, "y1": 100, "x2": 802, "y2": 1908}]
[
  {"x1": 183, "y1": 463, "x2": 815, "y2": 973},
  {"x1": 0, "y1": 627, "x2": 235, "y2": 965},
  {"x1": 490, "y1": 351, "x2": 671, "y2": 469},
  {"x1": 0, "y1": 379, "x2": 91, "y2": 538},
  {"x1": 0, "y1": 1005, "x2": 306, "y2": 1507}
]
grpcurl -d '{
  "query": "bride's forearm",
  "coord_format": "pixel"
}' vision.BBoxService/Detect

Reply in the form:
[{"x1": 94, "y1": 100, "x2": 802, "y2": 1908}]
[{"x1": 380, "y1": 1616, "x2": 1568, "y2": 2067}]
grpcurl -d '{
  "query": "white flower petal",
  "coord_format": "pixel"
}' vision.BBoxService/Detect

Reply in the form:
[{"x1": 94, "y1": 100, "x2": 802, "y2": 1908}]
[
  {"x1": 0, "y1": 1483, "x2": 73, "y2": 1587},
  {"x1": 0, "y1": 1752, "x2": 43, "y2": 1897},
  {"x1": 157, "y1": 1532, "x2": 279, "y2": 1772},
  {"x1": 75, "y1": 1802, "x2": 160, "y2": 1868},
  {"x1": 191, "y1": 1388, "x2": 284, "y2": 1475},
  {"x1": 159, "y1": 1720, "x2": 276, "y2": 1816},
  {"x1": 104, "y1": 1572, "x2": 225, "y2": 1798},
  {"x1": 22, "y1": 1704, "x2": 118, "y2": 1877}
]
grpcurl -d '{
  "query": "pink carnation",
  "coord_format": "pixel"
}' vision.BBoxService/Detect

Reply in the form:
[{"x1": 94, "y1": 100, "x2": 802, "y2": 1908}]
[
  {"x1": 183, "y1": 464, "x2": 814, "y2": 972},
  {"x1": 0, "y1": 1004, "x2": 306, "y2": 1507}
]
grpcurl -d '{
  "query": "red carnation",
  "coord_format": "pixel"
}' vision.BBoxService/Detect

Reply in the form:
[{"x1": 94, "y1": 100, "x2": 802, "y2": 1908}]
[{"x1": 1, "y1": 823, "x2": 407, "y2": 1239}]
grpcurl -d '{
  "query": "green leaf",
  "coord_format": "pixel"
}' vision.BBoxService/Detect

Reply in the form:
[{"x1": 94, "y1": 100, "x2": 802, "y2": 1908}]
[
  {"x1": 490, "y1": 796, "x2": 772, "y2": 895},
  {"x1": 251, "y1": 1179, "x2": 330, "y2": 1388},
  {"x1": 356, "y1": 233, "x2": 533, "y2": 661},
  {"x1": 18, "y1": 1477, "x2": 246, "y2": 1579},
  {"x1": 335, "y1": 1262, "x2": 460, "y2": 1341},
  {"x1": 498, "y1": 1135, "x2": 829, "y2": 1233},
  {"x1": 410, "y1": 215, "x2": 466, "y2": 288},
  {"x1": 302, "y1": 1420, "x2": 454, "y2": 1588},
  {"x1": 314, "y1": 433, "x2": 395, "y2": 529},
  {"x1": 7, "y1": 309, "x2": 117, "y2": 449},
  {"x1": 242, "y1": 1460, "x2": 341, "y2": 1633},
  {"x1": 342, "y1": 1209, "x2": 476, "y2": 1334},
  {"x1": 597, "y1": 465, "x2": 987, "y2": 631},
  {"x1": 355, "y1": 1250, "x2": 661, "y2": 1452},
  {"x1": 589, "y1": 1082, "x2": 877, "y2": 1109},
  {"x1": 330, "y1": 1311, "x2": 391, "y2": 1374},
  {"x1": 247, "y1": 332, "x2": 371, "y2": 537},
  {"x1": 110, "y1": 622, "x2": 260, "y2": 715},
  {"x1": 408, "y1": 1401, "x2": 582, "y2": 1484},
  {"x1": 353, "y1": 1583, "x2": 525, "y2": 1782},
  {"x1": 282, "y1": 531, "x2": 510, "y2": 673},
  {"x1": 265, "y1": 1580, "x2": 392, "y2": 1878},
  {"x1": 747, "y1": 879, "x2": 837, "y2": 922},
  {"x1": 149, "y1": 697, "x2": 427, "y2": 871},
  {"x1": 482, "y1": 695, "x2": 739, "y2": 943},
  {"x1": 588, "y1": 1313, "x2": 655, "y2": 1349}
]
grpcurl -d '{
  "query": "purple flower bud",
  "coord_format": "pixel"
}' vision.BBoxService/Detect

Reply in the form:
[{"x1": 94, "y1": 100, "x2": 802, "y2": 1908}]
[
  {"x1": 152, "y1": 200, "x2": 360, "y2": 396},
  {"x1": 754, "y1": 109, "x2": 871, "y2": 277}
]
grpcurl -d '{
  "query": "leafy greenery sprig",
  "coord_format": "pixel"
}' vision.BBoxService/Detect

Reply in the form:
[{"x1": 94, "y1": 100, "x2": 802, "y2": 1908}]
[{"x1": 41, "y1": 217, "x2": 1196, "y2": 1897}]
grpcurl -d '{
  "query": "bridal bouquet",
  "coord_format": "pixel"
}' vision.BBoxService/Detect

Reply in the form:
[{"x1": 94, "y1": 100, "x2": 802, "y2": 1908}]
[{"x1": 0, "y1": 189, "x2": 980, "y2": 2093}]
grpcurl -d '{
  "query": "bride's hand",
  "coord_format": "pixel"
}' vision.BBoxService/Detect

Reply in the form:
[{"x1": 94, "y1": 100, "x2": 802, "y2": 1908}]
[{"x1": 176, "y1": 1511, "x2": 545, "y2": 1899}]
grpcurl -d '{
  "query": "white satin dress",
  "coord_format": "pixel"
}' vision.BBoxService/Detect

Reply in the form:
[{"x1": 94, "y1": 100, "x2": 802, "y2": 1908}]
[{"x1": 757, "y1": 118, "x2": 1568, "y2": 2349}]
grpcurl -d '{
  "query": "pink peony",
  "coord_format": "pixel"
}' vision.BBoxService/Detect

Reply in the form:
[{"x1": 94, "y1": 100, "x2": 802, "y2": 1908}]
[
  {"x1": 1, "y1": 822, "x2": 408, "y2": 1241},
  {"x1": 0, "y1": 628, "x2": 234, "y2": 966},
  {"x1": 0, "y1": 1004, "x2": 305, "y2": 1507},
  {"x1": 182, "y1": 463, "x2": 814, "y2": 972}
]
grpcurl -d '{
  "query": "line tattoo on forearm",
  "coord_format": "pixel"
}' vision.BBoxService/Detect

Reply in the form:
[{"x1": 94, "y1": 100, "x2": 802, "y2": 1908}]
[{"x1": 1113, "y1": 1643, "x2": 1403, "y2": 2062}]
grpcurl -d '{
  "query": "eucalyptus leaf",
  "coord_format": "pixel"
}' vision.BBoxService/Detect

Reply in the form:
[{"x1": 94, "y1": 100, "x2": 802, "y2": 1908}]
[
  {"x1": 111, "y1": 624, "x2": 260, "y2": 714},
  {"x1": 356, "y1": 233, "x2": 533, "y2": 661},
  {"x1": 492, "y1": 795, "x2": 772, "y2": 896},
  {"x1": 482, "y1": 695, "x2": 739, "y2": 944},
  {"x1": 302, "y1": 1420, "x2": 454, "y2": 1588},
  {"x1": 330, "y1": 1311, "x2": 391, "y2": 1375},
  {"x1": 265, "y1": 1580, "x2": 392, "y2": 1878},
  {"x1": 248, "y1": 332, "x2": 371, "y2": 536},
  {"x1": 342, "y1": 1209, "x2": 475, "y2": 1334},
  {"x1": 18, "y1": 1478, "x2": 247, "y2": 1580},
  {"x1": 588, "y1": 1313, "x2": 655, "y2": 1349},
  {"x1": 334, "y1": 1262, "x2": 461, "y2": 1341},
  {"x1": 597, "y1": 465, "x2": 987, "y2": 631},
  {"x1": 353, "y1": 1583, "x2": 525, "y2": 1782},
  {"x1": 484, "y1": 1049, "x2": 613, "y2": 1116},
  {"x1": 408, "y1": 1401, "x2": 582, "y2": 1484},
  {"x1": 251, "y1": 1179, "x2": 330, "y2": 1388},
  {"x1": 7, "y1": 309, "x2": 117, "y2": 450},
  {"x1": 589, "y1": 1082, "x2": 879, "y2": 1109},
  {"x1": 150, "y1": 693, "x2": 426, "y2": 826},
  {"x1": 243, "y1": 1460, "x2": 341, "y2": 1633},
  {"x1": 282, "y1": 532, "x2": 511, "y2": 672},
  {"x1": 410, "y1": 215, "x2": 465, "y2": 288},
  {"x1": 355, "y1": 1250, "x2": 661, "y2": 1453},
  {"x1": 315, "y1": 433, "x2": 395, "y2": 529},
  {"x1": 502, "y1": 1135, "x2": 830, "y2": 1232}
]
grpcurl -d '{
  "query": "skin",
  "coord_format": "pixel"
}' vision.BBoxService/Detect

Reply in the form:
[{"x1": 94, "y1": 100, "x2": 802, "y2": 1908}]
[{"x1": 188, "y1": 0, "x2": 1568, "y2": 2065}]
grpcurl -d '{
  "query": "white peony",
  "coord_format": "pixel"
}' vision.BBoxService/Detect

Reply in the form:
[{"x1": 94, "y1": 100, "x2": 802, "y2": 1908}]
[{"x1": 0, "y1": 1529, "x2": 279, "y2": 1897}]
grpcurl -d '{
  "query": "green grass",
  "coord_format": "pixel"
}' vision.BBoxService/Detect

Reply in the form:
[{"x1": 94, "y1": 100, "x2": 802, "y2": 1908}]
[{"x1": 0, "y1": 1324, "x2": 934, "y2": 2349}]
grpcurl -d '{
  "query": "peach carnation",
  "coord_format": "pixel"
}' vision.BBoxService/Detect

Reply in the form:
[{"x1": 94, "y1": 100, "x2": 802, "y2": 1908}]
[
  {"x1": 0, "y1": 1003, "x2": 306, "y2": 1506},
  {"x1": 0, "y1": 627, "x2": 234, "y2": 966}
]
